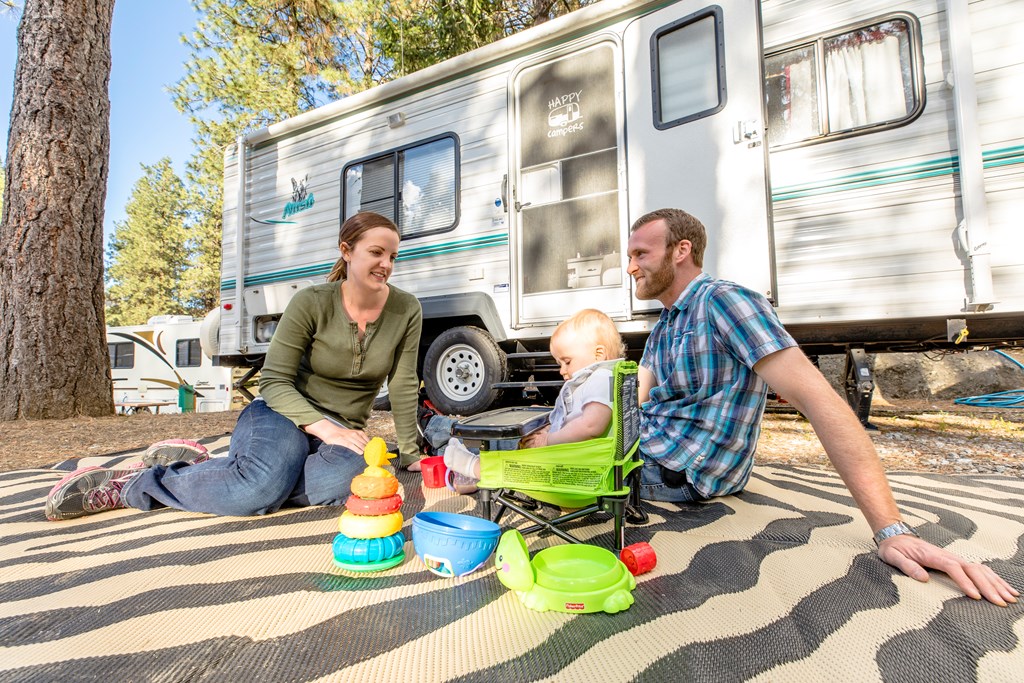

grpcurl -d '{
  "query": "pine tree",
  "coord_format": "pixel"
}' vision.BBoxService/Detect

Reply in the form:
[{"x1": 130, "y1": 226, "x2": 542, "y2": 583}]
[
  {"x1": 105, "y1": 158, "x2": 190, "y2": 326},
  {"x1": 179, "y1": 173, "x2": 222, "y2": 319},
  {"x1": 0, "y1": 0, "x2": 116, "y2": 420},
  {"x1": 170, "y1": 1, "x2": 358, "y2": 321}
]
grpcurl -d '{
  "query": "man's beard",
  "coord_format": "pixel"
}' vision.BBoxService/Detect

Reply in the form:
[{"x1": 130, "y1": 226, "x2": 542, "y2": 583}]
[{"x1": 635, "y1": 251, "x2": 675, "y2": 300}]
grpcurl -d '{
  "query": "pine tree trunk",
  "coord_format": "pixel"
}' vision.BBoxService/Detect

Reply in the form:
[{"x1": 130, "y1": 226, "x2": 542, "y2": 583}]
[{"x1": 0, "y1": 0, "x2": 116, "y2": 420}]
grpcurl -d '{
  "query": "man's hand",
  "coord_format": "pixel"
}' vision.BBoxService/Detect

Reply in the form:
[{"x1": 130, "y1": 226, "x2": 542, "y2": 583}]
[{"x1": 877, "y1": 534, "x2": 1019, "y2": 606}]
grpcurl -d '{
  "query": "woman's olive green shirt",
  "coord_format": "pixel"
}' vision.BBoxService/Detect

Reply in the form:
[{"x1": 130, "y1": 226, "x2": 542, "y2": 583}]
[{"x1": 259, "y1": 281, "x2": 422, "y2": 463}]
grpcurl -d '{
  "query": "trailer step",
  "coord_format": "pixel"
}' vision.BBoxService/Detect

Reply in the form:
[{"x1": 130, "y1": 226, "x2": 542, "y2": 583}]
[
  {"x1": 505, "y1": 351, "x2": 555, "y2": 359},
  {"x1": 493, "y1": 380, "x2": 565, "y2": 389}
]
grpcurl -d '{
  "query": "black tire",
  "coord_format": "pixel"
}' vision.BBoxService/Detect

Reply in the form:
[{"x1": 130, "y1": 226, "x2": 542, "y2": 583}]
[
  {"x1": 422, "y1": 326, "x2": 506, "y2": 415},
  {"x1": 372, "y1": 380, "x2": 392, "y2": 411},
  {"x1": 537, "y1": 385, "x2": 562, "y2": 406}
]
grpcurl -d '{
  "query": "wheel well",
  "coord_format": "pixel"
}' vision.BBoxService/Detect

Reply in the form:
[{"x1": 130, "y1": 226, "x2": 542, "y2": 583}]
[{"x1": 419, "y1": 316, "x2": 492, "y2": 365}]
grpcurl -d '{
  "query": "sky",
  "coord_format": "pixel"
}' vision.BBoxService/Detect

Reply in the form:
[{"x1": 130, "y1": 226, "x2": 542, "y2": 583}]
[{"x1": 1, "y1": 3, "x2": 199, "y2": 244}]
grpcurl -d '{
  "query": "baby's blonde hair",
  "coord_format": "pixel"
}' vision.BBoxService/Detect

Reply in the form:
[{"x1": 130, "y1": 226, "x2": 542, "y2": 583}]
[{"x1": 551, "y1": 309, "x2": 626, "y2": 360}]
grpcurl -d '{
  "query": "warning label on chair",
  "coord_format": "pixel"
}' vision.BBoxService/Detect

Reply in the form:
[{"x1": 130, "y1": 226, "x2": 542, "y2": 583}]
[{"x1": 502, "y1": 461, "x2": 606, "y2": 491}]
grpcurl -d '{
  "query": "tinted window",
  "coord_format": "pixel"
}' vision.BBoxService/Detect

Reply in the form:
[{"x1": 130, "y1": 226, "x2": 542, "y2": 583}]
[
  {"x1": 108, "y1": 342, "x2": 134, "y2": 369},
  {"x1": 176, "y1": 339, "x2": 202, "y2": 368}
]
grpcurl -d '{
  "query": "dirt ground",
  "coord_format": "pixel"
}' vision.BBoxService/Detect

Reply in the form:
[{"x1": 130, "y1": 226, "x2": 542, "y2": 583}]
[{"x1": 1, "y1": 398, "x2": 1021, "y2": 476}]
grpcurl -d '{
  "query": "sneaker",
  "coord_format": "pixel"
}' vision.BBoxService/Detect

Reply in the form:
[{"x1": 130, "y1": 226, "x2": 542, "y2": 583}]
[
  {"x1": 44, "y1": 467, "x2": 141, "y2": 521},
  {"x1": 131, "y1": 439, "x2": 210, "y2": 468}
]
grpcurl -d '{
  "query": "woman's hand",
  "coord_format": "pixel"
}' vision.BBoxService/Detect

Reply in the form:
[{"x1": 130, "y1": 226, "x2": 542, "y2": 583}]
[{"x1": 303, "y1": 419, "x2": 371, "y2": 453}]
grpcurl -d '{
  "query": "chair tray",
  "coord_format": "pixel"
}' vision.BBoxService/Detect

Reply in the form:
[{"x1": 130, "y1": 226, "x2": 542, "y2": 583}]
[{"x1": 451, "y1": 406, "x2": 552, "y2": 439}]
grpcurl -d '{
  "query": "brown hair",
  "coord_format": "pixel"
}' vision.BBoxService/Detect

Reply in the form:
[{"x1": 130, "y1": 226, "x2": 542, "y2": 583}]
[
  {"x1": 326, "y1": 211, "x2": 400, "y2": 282},
  {"x1": 630, "y1": 208, "x2": 707, "y2": 267},
  {"x1": 552, "y1": 309, "x2": 626, "y2": 360}
]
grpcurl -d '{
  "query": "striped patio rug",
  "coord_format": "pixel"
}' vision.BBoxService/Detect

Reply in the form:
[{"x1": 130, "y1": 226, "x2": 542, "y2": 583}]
[{"x1": 1, "y1": 435, "x2": 1021, "y2": 682}]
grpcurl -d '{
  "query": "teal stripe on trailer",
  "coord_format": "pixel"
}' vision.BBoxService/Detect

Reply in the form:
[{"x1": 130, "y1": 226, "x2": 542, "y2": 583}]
[
  {"x1": 772, "y1": 157, "x2": 959, "y2": 201},
  {"x1": 983, "y1": 143, "x2": 1024, "y2": 162},
  {"x1": 221, "y1": 232, "x2": 509, "y2": 290},
  {"x1": 772, "y1": 145, "x2": 1024, "y2": 202},
  {"x1": 983, "y1": 145, "x2": 1024, "y2": 169}
]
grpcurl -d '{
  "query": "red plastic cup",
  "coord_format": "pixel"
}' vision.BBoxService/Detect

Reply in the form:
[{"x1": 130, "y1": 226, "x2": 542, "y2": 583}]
[
  {"x1": 420, "y1": 456, "x2": 447, "y2": 488},
  {"x1": 620, "y1": 542, "x2": 657, "y2": 576}
]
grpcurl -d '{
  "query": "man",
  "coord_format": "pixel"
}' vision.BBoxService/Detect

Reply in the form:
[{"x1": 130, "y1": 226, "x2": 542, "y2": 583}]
[{"x1": 627, "y1": 208, "x2": 1017, "y2": 607}]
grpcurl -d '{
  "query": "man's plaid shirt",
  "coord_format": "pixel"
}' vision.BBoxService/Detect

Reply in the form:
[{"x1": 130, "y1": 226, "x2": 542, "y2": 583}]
[{"x1": 640, "y1": 273, "x2": 797, "y2": 498}]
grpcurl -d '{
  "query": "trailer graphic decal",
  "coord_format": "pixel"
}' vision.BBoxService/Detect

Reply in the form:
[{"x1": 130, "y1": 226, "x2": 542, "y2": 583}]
[
  {"x1": 249, "y1": 175, "x2": 315, "y2": 225},
  {"x1": 547, "y1": 90, "x2": 584, "y2": 137},
  {"x1": 282, "y1": 175, "x2": 315, "y2": 218}
]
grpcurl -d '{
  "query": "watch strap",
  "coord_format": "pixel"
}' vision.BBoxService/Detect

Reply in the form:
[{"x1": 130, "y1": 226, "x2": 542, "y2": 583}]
[{"x1": 873, "y1": 521, "x2": 918, "y2": 546}]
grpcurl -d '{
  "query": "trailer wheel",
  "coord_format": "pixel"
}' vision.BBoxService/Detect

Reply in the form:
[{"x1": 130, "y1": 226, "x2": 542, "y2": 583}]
[
  {"x1": 423, "y1": 326, "x2": 506, "y2": 415},
  {"x1": 373, "y1": 380, "x2": 391, "y2": 411}
]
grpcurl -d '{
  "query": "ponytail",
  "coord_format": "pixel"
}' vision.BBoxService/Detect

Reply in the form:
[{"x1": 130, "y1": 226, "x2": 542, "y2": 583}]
[{"x1": 326, "y1": 256, "x2": 346, "y2": 283}]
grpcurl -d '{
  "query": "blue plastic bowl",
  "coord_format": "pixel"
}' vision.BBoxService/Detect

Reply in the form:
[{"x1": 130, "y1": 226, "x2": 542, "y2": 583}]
[{"x1": 411, "y1": 511, "x2": 501, "y2": 577}]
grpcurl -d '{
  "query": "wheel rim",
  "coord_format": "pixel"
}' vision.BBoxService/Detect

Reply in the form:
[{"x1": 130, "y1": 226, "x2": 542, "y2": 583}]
[{"x1": 434, "y1": 343, "x2": 486, "y2": 403}]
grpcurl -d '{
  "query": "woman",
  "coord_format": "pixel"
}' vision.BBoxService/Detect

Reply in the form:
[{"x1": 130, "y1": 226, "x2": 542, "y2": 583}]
[{"x1": 46, "y1": 211, "x2": 422, "y2": 519}]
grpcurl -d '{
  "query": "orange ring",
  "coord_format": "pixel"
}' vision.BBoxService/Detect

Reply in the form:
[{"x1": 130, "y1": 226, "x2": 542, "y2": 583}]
[{"x1": 350, "y1": 474, "x2": 399, "y2": 499}]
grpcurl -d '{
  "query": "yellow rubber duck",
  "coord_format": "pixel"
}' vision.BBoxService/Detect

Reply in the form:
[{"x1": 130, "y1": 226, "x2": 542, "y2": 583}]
[{"x1": 362, "y1": 437, "x2": 397, "y2": 478}]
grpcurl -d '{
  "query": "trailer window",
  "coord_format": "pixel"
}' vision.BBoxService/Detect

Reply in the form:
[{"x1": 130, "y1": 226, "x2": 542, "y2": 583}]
[
  {"x1": 176, "y1": 339, "x2": 202, "y2": 368},
  {"x1": 108, "y1": 342, "x2": 134, "y2": 370},
  {"x1": 652, "y1": 8, "x2": 725, "y2": 129},
  {"x1": 765, "y1": 16, "x2": 923, "y2": 148},
  {"x1": 342, "y1": 135, "x2": 459, "y2": 238}
]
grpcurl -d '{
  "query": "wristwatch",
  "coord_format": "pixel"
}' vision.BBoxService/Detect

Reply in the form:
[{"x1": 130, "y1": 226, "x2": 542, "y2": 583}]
[{"x1": 873, "y1": 521, "x2": 919, "y2": 546}]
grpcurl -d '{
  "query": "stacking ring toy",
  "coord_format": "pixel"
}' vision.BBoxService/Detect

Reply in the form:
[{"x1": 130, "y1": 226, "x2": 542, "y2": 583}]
[
  {"x1": 346, "y1": 493, "x2": 402, "y2": 516},
  {"x1": 351, "y1": 474, "x2": 400, "y2": 499},
  {"x1": 333, "y1": 530, "x2": 406, "y2": 565},
  {"x1": 339, "y1": 510, "x2": 403, "y2": 539}
]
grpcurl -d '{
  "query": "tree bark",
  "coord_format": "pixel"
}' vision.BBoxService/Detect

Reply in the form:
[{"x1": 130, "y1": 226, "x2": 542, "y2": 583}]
[{"x1": 0, "y1": 0, "x2": 116, "y2": 419}]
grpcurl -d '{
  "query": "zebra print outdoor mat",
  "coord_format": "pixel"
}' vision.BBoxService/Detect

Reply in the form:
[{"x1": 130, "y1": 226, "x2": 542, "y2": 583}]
[{"x1": 1, "y1": 434, "x2": 1021, "y2": 682}]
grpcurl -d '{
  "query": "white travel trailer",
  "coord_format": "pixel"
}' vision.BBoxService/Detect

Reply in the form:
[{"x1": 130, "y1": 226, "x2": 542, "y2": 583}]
[
  {"x1": 108, "y1": 315, "x2": 233, "y2": 413},
  {"x1": 207, "y1": 0, "x2": 1024, "y2": 420}
]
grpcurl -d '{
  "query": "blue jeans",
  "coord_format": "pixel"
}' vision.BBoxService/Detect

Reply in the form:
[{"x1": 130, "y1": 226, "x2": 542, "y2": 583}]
[
  {"x1": 638, "y1": 453, "x2": 705, "y2": 503},
  {"x1": 425, "y1": 415, "x2": 519, "y2": 454},
  {"x1": 122, "y1": 398, "x2": 365, "y2": 516}
]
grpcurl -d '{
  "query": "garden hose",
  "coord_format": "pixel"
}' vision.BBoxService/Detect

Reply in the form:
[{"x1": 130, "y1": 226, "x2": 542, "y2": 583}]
[{"x1": 953, "y1": 350, "x2": 1024, "y2": 408}]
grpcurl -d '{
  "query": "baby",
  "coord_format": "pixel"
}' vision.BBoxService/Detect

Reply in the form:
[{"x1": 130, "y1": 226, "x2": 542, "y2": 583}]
[{"x1": 444, "y1": 308, "x2": 625, "y2": 483}]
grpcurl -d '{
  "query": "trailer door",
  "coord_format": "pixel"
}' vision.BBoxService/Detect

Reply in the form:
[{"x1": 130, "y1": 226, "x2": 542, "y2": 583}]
[
  {"x1": 624, "y1": 1, "x2": 773, "y2": 311},
  {"x1": 509, "y1": 38, "x2": 630, "y2": 326}
]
